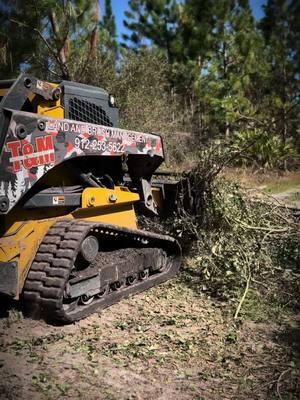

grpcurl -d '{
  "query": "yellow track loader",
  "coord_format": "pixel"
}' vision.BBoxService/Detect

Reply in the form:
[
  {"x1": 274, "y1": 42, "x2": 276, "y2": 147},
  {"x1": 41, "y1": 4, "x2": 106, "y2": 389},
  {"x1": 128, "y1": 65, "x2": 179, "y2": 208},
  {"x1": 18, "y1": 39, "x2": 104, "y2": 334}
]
[{"x1": 0, "y1": 74, "x2": 183, "y2": 323}]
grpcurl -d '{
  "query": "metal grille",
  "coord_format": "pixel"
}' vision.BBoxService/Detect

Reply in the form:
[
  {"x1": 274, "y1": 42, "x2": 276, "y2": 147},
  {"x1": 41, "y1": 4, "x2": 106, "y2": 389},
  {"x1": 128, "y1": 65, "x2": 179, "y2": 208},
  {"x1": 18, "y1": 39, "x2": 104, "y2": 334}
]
[{"x1": 68, "y1": 97, "x2": 113, "y2": 126}]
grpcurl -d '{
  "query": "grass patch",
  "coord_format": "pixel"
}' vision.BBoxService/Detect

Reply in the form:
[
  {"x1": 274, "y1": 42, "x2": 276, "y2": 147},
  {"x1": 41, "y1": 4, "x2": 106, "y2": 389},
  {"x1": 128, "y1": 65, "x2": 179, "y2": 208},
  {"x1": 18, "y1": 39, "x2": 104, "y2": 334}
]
[
  {"x1": 286, "y1": 191, "x2": 300, "y2": 202},
  {"x1": 265, "y1": 181, "x2": 300, "y2": 194},
  {"x1": 223, "y1": 167, "x2": 300, "y2": 193}
]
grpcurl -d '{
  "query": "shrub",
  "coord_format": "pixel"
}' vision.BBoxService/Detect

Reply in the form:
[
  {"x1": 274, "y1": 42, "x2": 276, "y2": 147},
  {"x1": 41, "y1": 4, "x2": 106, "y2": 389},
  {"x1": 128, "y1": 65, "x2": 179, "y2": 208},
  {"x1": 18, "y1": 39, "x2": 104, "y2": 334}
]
[
  {"x1": 230, "y1": 129, "x2": 299, "y2": 169},
  {"x1": 162, "y1": 146, "x2": 300, "y2": 317}
]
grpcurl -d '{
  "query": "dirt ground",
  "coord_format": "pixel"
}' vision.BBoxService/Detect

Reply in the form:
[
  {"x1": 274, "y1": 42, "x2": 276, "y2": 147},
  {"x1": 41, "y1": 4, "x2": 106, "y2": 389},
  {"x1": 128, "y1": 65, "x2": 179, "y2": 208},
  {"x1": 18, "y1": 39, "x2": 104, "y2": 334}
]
[{"x1": 0, "y1": 265, "x2": 299, "y2": 400}]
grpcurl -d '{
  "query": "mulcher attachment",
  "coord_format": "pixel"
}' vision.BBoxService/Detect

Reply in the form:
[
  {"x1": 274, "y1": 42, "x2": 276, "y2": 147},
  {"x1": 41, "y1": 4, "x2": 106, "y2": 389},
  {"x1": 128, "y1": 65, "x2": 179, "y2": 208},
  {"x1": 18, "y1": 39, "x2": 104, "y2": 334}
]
[{"x1": 23, "y1": 219, "x2": 181, "y2": 324}]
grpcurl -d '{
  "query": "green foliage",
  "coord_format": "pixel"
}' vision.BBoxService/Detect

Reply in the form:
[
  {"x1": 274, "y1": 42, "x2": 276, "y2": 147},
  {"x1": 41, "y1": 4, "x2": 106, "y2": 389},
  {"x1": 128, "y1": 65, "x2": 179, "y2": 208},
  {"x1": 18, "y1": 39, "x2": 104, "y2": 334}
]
[
  {"x1": 112, "y1": 49, "x2": 172, "y2": 132},
  {"x1": 122, "y1": 0, "x2": 181, "y2": 63},
  {"x1": 230, "y1": 129, "x2": 299, "y2": 169},
  {"x1": 1, "y1": 0, "x2": 299, "y2": 167},
  {"x1": 108, "y1": 49, "x2": 187, "y2": 165},
  {"x1": 102, "y1": 0, "x2": 117, "y2": 52},
  {"x1": 258, "y1": 0, "x2": 300, "y2": 145},
  {"x1": 122, "y1": 0, "x2": 300, "y2": 165},
  {"x1": 0, "y1": 0, "x2": 116, "y2": 80},
  {"x1": 0, "y1": 0, "x2": 44, "y2": 77}
]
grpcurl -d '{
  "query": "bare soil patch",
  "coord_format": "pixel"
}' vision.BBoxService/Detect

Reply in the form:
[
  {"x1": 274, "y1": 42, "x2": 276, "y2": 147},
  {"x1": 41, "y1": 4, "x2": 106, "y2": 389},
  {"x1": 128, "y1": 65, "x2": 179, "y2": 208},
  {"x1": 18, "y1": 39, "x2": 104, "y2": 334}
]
[{"x1": 1, "y1": 267, "x2": 299, "y2": 399}]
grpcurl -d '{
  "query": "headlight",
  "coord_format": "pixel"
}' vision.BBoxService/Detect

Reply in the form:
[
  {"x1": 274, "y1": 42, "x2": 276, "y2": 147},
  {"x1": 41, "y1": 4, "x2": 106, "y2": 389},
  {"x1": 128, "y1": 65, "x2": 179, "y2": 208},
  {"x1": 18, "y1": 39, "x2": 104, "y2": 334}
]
[{"x1": 109, "y1": 94, "x2": 116, "y2": 107}]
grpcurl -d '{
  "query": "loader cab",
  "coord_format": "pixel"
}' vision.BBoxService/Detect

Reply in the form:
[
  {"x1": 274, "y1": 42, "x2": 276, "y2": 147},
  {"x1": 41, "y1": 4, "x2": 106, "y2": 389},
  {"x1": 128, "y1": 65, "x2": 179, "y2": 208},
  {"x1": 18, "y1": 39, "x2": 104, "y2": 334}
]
[
  {"x1": 62, "y1": 81, "x2": 118, "y2": 127},
  {"x1": 0, "y1": 76, "x2": 119, "y2": 127}
]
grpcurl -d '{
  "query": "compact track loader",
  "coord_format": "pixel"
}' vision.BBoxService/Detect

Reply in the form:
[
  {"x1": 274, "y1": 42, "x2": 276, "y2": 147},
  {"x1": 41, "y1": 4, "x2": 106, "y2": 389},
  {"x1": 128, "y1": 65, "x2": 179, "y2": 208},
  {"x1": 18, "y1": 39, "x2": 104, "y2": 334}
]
[{"x1": 0, "y1": 74, "x2": 183, "y2": 323}]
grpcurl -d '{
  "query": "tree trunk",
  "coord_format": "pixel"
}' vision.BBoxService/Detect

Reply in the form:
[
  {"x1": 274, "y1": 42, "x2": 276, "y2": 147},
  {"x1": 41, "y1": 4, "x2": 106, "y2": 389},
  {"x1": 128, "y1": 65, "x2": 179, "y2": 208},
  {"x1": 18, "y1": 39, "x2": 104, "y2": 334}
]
[
  {"x1": 49, "y1": 10, "x2": 70, "y2": 79},
  {"x1": 90, "y1": 0, "x2": 100, "y2": 58}
]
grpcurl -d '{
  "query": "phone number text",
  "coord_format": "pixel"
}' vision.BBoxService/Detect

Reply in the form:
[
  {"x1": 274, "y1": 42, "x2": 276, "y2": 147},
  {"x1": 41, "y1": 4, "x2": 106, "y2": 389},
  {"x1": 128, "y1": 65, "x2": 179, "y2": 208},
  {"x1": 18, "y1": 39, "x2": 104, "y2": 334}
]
[{"x1": 74, "y1": 137, "x2": 125, "y2": 153}]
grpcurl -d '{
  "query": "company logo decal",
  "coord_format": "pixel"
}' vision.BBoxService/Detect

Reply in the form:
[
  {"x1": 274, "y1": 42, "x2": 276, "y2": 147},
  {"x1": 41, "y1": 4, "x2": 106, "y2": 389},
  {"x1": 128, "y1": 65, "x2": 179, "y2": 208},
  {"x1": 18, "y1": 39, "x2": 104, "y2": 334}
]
[{"x1": 6, "y1": 135, "x2": 55, "y2": 172}]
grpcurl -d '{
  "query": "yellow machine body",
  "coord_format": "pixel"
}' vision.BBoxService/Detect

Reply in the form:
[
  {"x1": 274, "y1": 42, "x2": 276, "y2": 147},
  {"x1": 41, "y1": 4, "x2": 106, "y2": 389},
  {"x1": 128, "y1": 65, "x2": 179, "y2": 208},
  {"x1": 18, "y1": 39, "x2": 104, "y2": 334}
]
[
  {"x1": 0, "y1": 186, "x2": 140, "y2": 299},
  {"x1": 0, "y1": 84, "x2": 141, "y2": 298}
]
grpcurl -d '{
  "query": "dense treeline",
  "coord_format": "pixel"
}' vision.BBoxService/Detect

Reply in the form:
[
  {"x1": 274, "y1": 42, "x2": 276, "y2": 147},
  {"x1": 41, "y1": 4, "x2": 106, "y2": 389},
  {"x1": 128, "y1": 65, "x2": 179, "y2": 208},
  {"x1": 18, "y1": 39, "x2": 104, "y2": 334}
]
[{"x1": 0, "y1": 0, "x2": 299, "y2": 168}]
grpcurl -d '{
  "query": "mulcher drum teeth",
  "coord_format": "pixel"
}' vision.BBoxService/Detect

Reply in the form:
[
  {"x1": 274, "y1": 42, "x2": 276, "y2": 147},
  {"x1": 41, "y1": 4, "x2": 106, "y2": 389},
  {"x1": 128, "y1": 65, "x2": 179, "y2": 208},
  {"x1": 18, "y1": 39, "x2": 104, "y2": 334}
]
[{"x1": 22, "y1": 219, "x2": 181, "y2": 324}]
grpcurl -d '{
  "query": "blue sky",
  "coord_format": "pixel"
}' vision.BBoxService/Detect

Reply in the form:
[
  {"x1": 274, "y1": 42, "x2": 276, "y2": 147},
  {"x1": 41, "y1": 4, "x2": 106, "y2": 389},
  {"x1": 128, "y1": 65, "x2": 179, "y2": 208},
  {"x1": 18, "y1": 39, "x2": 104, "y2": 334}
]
[
  {"x1": 110, "y1": 0, "x2": 131, "y2": 40},
  {"x1": 250, "y1": 0, "x2": 265, "y2": 19},
  {"x1": 100, "y1": 0, "x2": 266, "y2": 41}
]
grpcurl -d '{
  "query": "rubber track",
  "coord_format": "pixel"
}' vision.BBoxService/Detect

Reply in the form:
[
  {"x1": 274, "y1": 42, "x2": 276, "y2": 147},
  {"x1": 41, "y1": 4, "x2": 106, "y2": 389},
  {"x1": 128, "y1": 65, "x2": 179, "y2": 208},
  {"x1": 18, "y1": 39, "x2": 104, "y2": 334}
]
[{"x1": 23, "y1": 219, "x2": 181, "y2": 324}]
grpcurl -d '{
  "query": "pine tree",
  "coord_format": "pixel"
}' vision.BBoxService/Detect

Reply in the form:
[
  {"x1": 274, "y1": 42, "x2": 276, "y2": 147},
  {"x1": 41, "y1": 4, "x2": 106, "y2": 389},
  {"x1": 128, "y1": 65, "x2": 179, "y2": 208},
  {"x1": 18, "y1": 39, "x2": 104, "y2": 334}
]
[
  {"x1": 122, "y1": 0, "x2": 181, "y2": 63},
  {"x1": 101, "y1": 0, "x2": 118, "y2": 52},
  {"x1": 0, "y1": 0, "x2": 43, "y2": 77},
  {"x1": 188, "y1": 0, "x2": 267, "y2": 139},
  {"x1": 103, "y1": 0, "x2": 116, "y2": 38},
  {"x1": 0, "y1": 0, "x2": 108, "y2": 80},
  {"x1": 180, "y1": 0, "x2": 216, "y2": 63},
  {"x1": 13, "y1": 172, "x2": 25, "y2": 199},
  {"x1": 44, "y1": 0, "x2": 102, "y2": 79},
  {"x1": 7, "y1": 182, "x2": 13, "y2": 203},
  {"x1": 122, "y1": 0, "x2": 149, "y2": 49},
  {"x1": 259, "y1": 0, "x2": 300, "y2": 147}
]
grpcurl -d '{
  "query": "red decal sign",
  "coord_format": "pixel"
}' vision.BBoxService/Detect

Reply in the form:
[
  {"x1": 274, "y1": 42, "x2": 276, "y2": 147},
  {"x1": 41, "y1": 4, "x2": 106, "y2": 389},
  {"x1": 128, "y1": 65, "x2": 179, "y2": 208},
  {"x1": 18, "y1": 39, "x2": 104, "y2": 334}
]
[{"x1": 7, "y1": 135, "x2": 55, "y2": 172}]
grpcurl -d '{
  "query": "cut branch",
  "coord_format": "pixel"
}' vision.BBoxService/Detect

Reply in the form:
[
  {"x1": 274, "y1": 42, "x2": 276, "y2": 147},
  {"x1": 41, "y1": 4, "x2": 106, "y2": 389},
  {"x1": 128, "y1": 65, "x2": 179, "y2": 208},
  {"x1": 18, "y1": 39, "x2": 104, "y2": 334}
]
[{"x1": 234, "y1": 272, "x2": 251, "y2": 319}]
